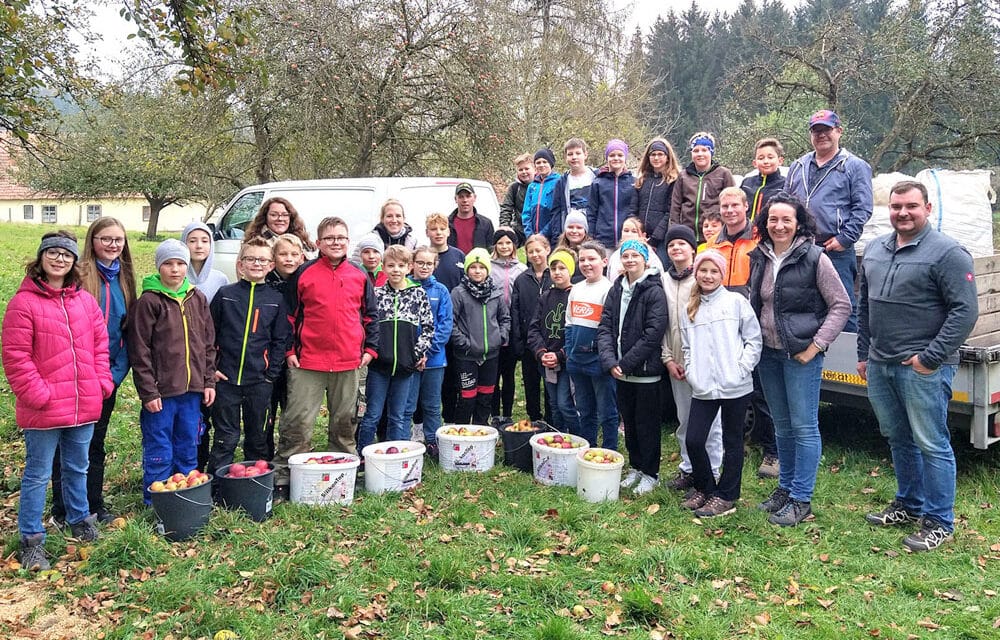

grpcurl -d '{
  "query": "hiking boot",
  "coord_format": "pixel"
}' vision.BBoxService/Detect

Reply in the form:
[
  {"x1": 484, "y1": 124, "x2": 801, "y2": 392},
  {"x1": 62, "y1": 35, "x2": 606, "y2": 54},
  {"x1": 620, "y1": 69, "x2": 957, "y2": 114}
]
[
  {"x1": 757, "y1": 454, "x2": 780, "y2": 479},
  {"x1": 681, "y1": 489, "x2": 708, "y2": 510},
  {"x1": 694, "y1": 496, "x2": 737, "y2": 518},
  {"x1": 902, "y1": 519, "x2": 953, "y2": 552},
  {"x1": 768, "y1": 499, "x2": 812, "y2": 527},
  {"x1": 665, "y1": 470, "x2": 694, "y2": 491},
  {"x1": 757, "y1": 487, "x2": 791, "y2": 513},
  {"x1": 68, "y1": 514, "x2": 99, "y2": 542},
  {"x1": 620, "y1": 468, "x2": 642, "y2": 489},
  {"x1": 47, "y1": 514, "x2": 67, "y2": 531},
  {"x1": 19, "y1": 534, "x2": 50, "y2": 572},
  {"x1": 273, "y1": 484, "x2": 290, "y2": 505},
  {"x1": 94, "y1": 509, "x2": 116, "y2": 525},
  {"x1": 633, "y1": 474, "x2": 658, "y2": 496},
  {"x1": 865, "y1": 500, "x2": 920, "y2": 527}
]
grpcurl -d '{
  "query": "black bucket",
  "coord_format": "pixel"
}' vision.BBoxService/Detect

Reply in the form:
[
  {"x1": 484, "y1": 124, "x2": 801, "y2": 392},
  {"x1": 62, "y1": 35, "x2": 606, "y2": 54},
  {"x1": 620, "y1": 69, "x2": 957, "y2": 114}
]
[
  {"x1": 502, "y1": 421, "x2": 552, "y2": 472},
  {"x1": 215, "y1": 462, "x2": 274, "y2": 522},
  {"x1": 150, "y1": 475, "x2": 214, "y2": 541}
]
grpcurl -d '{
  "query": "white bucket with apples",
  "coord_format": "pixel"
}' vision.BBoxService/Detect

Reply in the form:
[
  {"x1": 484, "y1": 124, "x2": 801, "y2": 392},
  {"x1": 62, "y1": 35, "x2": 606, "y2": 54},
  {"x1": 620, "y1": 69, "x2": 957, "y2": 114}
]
[
  {"x1": 362, "y1": 441, "x2": 425, "y2": 494},
  {"x1": 435, "y1": 425, "x2": 499, "y2": 472},
  {"x1": 576, "y1": 448, "x2": 625, "y2": 502},
  {"x1": 288, "y1": 452, "x2": 361, "y2": 506},
  {"x1": 530, "y1": 433, "x2": 589, "y2": 487}
]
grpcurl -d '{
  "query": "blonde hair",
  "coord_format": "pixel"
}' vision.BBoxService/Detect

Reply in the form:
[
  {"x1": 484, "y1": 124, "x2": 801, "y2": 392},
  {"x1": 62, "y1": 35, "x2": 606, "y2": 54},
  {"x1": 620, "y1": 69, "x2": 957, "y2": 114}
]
[
  {"x1": 524, "y1": 234, "x2": 550, "y2": 252},
  {"x1": 513, "y1": 153, "x2": 532, "y2": 166},
  {"x1": 80, "y1": 217, "x2": 136, "y2": 309},
  {"x1": 414, "y1": 245, "x2": 438, "y2": 264},
  {"x1": 239, "y1": 236, "x2": 273, "y2": 260},
  {"x1": 425, "y1": 212, "x2": 449, "y2": 230},
  {"x1": 383, "y1": 245, "x2": 413, "y2": 265},
  {"x1": 754, "y1": 137, "x2": 785, "y2": 156},
  {"x1": 272, "y1": 233, "x2": 304, "y2": 257},
  {"x1": 380, "y1": 199, "x2": 405, "y2": 222}
]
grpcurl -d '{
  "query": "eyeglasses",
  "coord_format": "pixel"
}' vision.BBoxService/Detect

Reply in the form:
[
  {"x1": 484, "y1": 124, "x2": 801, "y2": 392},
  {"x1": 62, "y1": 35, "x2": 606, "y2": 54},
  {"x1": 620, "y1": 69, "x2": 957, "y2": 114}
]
[
  {"x1": 95, "y1": 236, "x2": 126, "y2": 247},
  {"x1": 43, "y1": 249, "x2": 75, "y2": 262},
  {"x1": 267, "y1": 212, "x2": 291, "y2": 219},
  {"x1": 241, "y1": 256, "x2": 273, "y2": 265},
  {"x1": 320, "y1": 235, "x2": 349, "y2": 244},
  {"x1": 414, "y1": 261, "x2": 436, "y2": 268}
]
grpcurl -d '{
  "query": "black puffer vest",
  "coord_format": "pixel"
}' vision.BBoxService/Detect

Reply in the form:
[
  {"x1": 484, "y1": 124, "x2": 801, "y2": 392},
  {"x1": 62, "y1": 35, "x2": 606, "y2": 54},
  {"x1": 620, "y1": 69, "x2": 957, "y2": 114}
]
[{"x1": 748, "y1": 240, "x2": 828, "y2": 355}]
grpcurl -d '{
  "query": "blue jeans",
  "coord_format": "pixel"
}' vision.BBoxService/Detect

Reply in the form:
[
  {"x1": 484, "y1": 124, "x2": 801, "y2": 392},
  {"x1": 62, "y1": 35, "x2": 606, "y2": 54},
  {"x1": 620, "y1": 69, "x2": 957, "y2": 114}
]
[
  {"x1": 140, "y1": 392, "x2": 203, "y2": 504},
  {"x1": 570, "y1": 371, "x2": 618, "y2": 450},
  {"x1": 544, "y1": 369, "x2": 581, "y2": 436},
  {"x1": 757, "y1": 347, "x2": 824, "y2": 502},
  {"x1": 358, "y1": 368, "x2": 415, "y2": 452},
  {"x1": 404, "y1": 366, "x2": 445, "y2": 443},
  {"x1": 826, "y1": 246, "x2": 857, "y2": 332},
  {"x1": 866, "y1": 361, "x2": 957, "y2": 531},
  {"x1": 20, "y1": 424, "x2": 94, "y2": 538}
]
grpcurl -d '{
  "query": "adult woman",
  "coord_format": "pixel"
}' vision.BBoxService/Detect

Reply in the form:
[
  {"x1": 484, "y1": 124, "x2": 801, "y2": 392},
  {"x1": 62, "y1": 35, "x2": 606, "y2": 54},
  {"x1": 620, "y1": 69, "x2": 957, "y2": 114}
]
[
  {"x1": 244, "y1": 197, "x2": 316, "y2": 251},
  {"x1": 350, "y1": 199, "x2": 418, "y2": 264},
  {"x1": 748, "y1": 193, "x2": 850, "y2": 526},
  {"x1": 3, "y1": 231, "x2": 113, "y2": 570},
  {"x1": 629, "y1": 137, "x2": 680, "y2": 265},
  {"x1": 50, "y1": 218, "x2": 136, "y2": 526}
]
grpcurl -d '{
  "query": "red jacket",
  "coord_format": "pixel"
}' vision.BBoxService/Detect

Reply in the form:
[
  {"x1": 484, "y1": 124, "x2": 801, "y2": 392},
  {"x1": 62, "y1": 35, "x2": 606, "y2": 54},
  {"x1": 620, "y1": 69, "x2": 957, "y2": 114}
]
[
  {"x1": 2, "y1": 277, "x2": 113, "y2": 429},
  {"x1": 285, "y1": 257, "x2": 378, "y2": 372}
]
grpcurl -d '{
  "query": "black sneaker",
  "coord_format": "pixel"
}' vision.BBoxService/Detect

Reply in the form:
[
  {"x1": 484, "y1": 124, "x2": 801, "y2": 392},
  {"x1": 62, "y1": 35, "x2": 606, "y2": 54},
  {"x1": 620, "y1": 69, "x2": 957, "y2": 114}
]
[
  {"x1": 902, "y1": 519, "x2": 953, "y2": 552},
  {"x1": 768, "y1": 499, "x2": 812, "y2": 527},
  {"x1": 19, "y1": 534, "x2": 50, "y2": 572},
  {"x1": 757, "y1": 487, "x2": 791, "y2": 513},
  {"x1": 68, "y1": 514, "x2": 100, "y2": 542},
  {"x1": 425, "y1": 442, "x2": 440, "y2": 462},
  {"x1": 273, "y1": 485, "x2": 290, "y2": 505},
  {"x1": 865, "y1": 500, "x2": 920, "y2": 527},
  {"x1": 94, "y1": 509, "x2": 116, "y2": 525},
  {"x1": 665, "y1": 470, "x2": 694, "y2": 491}
]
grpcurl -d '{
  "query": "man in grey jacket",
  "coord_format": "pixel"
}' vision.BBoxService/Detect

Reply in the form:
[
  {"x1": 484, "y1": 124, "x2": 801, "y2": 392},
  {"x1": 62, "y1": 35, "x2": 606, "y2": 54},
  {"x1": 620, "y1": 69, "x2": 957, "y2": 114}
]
[{"x1": 856, "y1": 180, "x2": 978, "y2": 552}]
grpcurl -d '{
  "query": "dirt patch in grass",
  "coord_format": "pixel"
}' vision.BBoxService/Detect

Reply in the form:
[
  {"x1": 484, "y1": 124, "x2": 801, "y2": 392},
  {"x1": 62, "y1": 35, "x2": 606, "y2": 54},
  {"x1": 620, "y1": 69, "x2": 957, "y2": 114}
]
[{"x1": 0, "y1": 582, "x2": 98, "y2": 640}]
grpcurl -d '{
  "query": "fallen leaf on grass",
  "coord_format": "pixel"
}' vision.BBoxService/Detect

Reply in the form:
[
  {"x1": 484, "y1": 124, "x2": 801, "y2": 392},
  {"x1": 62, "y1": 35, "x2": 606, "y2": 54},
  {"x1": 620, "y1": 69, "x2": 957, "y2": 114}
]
[
  {"x1": 917, "y1": 618, "x2": 941, "y2": 629},
  {"x1": 332, "y1": 554, "x2": 351, "y2": 567},
  {"x1": 591, "y1": 554, "x2": 601, "y2": 564},
  {"x1": 861, "y1": 487, "x2": 876, "y2": 494},
  {"x1": 754, "y1": 611, "x2": 771, "y2": 626},
  {"x1": 992, "y1": 617, "x2": 1000, "y2": 628},
  {"x1": 646, "y1": 504, "x2": 660, "y2": 515},
  {"x1": 605, "y1": 608, "x2": 622, "y2": 627},
  {"x1": 816, "y1": 598, "x2": 835, "y2": 610},
  {"x1": 936, "y1": 589, "x2": 963, "y2": 602}
]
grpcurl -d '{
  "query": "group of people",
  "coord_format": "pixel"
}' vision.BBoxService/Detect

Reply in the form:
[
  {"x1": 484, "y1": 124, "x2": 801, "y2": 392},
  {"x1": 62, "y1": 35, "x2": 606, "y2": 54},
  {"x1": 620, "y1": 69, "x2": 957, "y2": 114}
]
[{"x1": 4, "y1": 110, "x2": 978, "y2": 573}]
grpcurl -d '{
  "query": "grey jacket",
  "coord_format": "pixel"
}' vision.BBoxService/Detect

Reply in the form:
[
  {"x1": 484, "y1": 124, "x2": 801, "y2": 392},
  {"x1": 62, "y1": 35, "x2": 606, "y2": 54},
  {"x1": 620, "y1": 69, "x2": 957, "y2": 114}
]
[
  {"x1": 857, "y1": 225, "x2": 978, "y2": 369},
  {"x1": 450, "y1": 283, "x2": 511, "y2": 362}
]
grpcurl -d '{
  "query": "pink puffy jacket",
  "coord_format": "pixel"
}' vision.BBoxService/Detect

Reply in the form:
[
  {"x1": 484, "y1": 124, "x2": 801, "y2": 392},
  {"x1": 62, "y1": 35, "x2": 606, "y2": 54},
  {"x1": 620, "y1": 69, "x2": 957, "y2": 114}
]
[{"x1": 2, "y1": 277, "x2": 113, "y2": 429}]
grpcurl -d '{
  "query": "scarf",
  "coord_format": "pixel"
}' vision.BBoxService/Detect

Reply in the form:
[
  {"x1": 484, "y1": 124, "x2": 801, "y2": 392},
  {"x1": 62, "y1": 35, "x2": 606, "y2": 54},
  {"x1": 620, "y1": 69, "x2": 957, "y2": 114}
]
[
  {"x1": 96, "y1": 258, "x2": 121, "y2": 281},
  {"x1": 462, "y1": 274, "x2": 494, "y2": 303},
  {"x1": 668, "y1": 263, "x2": 692, "y2": 281}
]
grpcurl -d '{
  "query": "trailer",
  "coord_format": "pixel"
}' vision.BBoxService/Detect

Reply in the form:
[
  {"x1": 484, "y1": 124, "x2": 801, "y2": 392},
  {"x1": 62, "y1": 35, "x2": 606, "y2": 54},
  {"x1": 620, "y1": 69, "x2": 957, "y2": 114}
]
[{"x1": 820, "y1": 254, "x2": 1000, "y2": 450}]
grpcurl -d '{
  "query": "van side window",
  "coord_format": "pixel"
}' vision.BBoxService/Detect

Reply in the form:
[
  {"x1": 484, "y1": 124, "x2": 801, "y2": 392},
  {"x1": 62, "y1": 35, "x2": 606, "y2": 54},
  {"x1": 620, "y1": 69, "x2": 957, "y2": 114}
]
[{"x1": 219, "y1": 191, "x2": 264, "y2": 239}]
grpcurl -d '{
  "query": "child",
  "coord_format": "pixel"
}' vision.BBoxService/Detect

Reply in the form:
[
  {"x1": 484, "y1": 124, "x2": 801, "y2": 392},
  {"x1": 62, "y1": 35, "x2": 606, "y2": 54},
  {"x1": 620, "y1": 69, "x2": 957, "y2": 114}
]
[
  {"x1": 659, "y1": 226, "x2": 723, "y2": 491},
  {"x1": 450, "y1": 248, "x2": 510, "y2": 425},
  {"x1": 680, "y1": 250, "x2": 762, "y2": 517},
  {"x1": 606, "y1": 216, "x2": 664, "y2": 280},
  {"x1": 490, "y1": 228, "x2": 527, "y2": 425},
  {"x1": 670, "y1": 132, "x2": 735, "y2": 243},
  {"x1": 629, "y1": 137, "x2": 681, "y2": 266},
  {"x1": 499, "y1": 153, "x2": 534, "y2": 243},
  {"x1": 528, "y1": 250, "x2": 580, "y2": 434},
  {"x1": 263, "y1": 234, "x2": 304, "y2": 458},
  {"x1": 357, "y1": 246, "x2": 434, "y2": 451},
  {"x1": 554, "y1": 211, "x2": 592, "y2": 253},
  {"x1": 740, "y1": 137, "x2": 786, "y2": 223},
  {"x1": 510, "y1": 234, "x2": 553, "y2": 424},
  {"x1": 521, "y1": 148, "x2": 561, "y2": 242},
  {"x1": 182, "y1": 222, "x2": 229, "y2": 303},
  {"x1": 355, "y1": 232, "x2": 388, "y2": 287},
  {"x1": 426, "y1": 212, "x2": 465, "y2": 291},
  {"x1": 208, "y1": 238, "x2": 289, "y2": 475},
  {"x1": 551, "y1": 138, "x2": 597, "y2": 245},
  {"x1": 587, "y1": 139, "x2": 636, "y2": 248},
  {"x1": 128, "y1": 239, "x2": 216, "y2": 504},
  {"x1": 698, "y1": 213, "x2": 724, "y2": 252},
  {"x1": 402, "y1": 247, "x2": 453, "y2": 460},
  {"x1": 597, "y1": 240, "x2": 667, "y2": 496},
  {"x1": 565, "y1": 242, "x2": 618, "y2": 449}
]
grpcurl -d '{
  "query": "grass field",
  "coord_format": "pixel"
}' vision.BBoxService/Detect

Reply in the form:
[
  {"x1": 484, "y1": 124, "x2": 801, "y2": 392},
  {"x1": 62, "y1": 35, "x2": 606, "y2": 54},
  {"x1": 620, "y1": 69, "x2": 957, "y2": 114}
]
[{"x1": 1, "y1": 221, "x2": 999, "y2": 640}]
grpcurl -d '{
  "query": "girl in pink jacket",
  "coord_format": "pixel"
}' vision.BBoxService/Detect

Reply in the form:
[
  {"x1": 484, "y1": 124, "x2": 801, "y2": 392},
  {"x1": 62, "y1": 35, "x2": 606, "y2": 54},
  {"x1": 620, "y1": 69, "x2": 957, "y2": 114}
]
[{"x1": 2, "y1": 231, "x2": 113, "y2": 571}]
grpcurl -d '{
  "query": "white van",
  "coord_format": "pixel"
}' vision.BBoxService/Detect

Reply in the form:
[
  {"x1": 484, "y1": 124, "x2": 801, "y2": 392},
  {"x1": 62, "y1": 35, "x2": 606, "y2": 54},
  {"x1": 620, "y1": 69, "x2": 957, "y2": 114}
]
[{"x1": 209, "y1": 177, "x2": 500, "y2": 281}]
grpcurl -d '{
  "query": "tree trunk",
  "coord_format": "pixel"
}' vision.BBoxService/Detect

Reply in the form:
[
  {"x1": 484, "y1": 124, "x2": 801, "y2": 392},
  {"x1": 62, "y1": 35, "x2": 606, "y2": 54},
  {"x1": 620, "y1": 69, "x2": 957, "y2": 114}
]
[{"x1": 144, "y1": 196, "x2": 166, "y2": 239}]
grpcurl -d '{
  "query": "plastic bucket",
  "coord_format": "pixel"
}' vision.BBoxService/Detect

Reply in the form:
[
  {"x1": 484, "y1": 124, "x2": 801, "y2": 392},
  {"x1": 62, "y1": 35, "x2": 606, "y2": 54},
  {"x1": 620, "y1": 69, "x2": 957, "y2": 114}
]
[
  {"x1": 362, "y1": 441, "x2": 425, "y2": 494},
  {"x1": 150, "y1": 475, "x2": 214, "y2": 542},
  {"x1": 436, "y1": 426, "x2": 499, "y2": 472},
  {"x1": 288, "y1": 452, "x2": 361, "y2": 506},
  {"x1": 576, "y1": 448, "x2": 625, "y2": 503},
  {"x1": 530, "y1": 433, "x2": 589, "y2": 487},
  {"x1": 215, "y1": 461, "x2": 274, "y2": 521},
  {"x1": 501, "y1": 421, "x2": 551, "y2": 472}
]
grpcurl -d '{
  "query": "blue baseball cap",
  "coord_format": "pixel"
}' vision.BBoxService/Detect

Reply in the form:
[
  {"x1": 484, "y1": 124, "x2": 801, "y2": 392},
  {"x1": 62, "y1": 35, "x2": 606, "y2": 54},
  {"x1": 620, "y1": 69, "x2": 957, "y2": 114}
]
[{"x1": 809, "y1": 109, "x2": 841, "y2": 129}]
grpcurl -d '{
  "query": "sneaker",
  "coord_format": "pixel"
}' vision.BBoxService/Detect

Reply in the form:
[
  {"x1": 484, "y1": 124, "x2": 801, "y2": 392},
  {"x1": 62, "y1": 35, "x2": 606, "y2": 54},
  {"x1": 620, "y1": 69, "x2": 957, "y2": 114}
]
[
  {"x1": 694, "y1": 496, "x2": 737, "y2": 518},
  {"x1": 425, "y1": 442, "x2": 440, "y2": 462},
  {"x1": 273, "y1": 485, "x2": 290, "y2": 505},
  {"x1": 633, "y1": 474, "x2": 658, "y2": 496},
  {"x1": 665, "y1": 470, "x2": 694, "y2": 491},
  {"x1": 94, "y1": 509, "x2": 116, "y2": 525},
  {"x1": 620, "y1": 468, "x2": 642, "y2": 489},
  {"x1": 411, "y1": 423, "x2": 425, "y2": 443},
  {"x1": 757, "y1": 487, "x2": 791, "y2": 513},
  {"x1": 68, "y1": 514, "x2": 100, "y2": 542},
  {"x1": 902, "y1": 519, "x2": 953, "y2": 552},
  {"x1": 865, "y1": 500, "x2": 920, "y2": 527},
  {"x1": 757, "y1": 454, "x2": 780, "y2": 479},
  {"x1": 19, "y1": 534, "x2": 50, "y2": 572},
  {"x1": 681, "y1": 489, "x2": 708, "y2": 510},
  {"x1": 768, "y1": 499, "x2": 812, "y2": 526}
]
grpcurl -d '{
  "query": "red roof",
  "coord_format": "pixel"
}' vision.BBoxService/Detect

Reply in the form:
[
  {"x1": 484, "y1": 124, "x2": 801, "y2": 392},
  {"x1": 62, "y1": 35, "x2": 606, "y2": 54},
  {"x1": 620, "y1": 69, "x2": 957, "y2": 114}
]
[{"x1": 0, "y1": 141, "x2": 60, "y2": 199}]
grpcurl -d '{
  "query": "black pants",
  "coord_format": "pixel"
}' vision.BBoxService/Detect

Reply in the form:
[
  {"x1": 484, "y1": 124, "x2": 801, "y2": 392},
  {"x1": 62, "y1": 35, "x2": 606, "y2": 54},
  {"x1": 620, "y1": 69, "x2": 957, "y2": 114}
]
[
  {"x1": 491, "y1": 345, "x2": 518, "y2": 418},
  {"x1": 265, "y1": 369, "x2": 289, "y2": 459},
  {"x1": 619, "y1": 380, "x2": 661, "y2": 479},
  {"x1": 441, "y1": 344, "x2": 461, "y2": 424},
  {"x1": 197, "y1": 403, "x2": 213, "y2": 472},
  {"x1": 52, "y1": 387, "x2": 118, "y2": 519},
  {"x1": 520, "y1": 351, "x2": 551, "y2": 423},
  {"x1": 209, "y1": 380, "x2": 272, "y2": 474},
  {"x1": 749, "y1": 368, "x2": 777, "y2": 456},
  {"x1": 455, "y1": 357, "x2": 499, "y2": 425},
  {"x1": 688, "y1": 394, "x2": 751, "y2": 501}
]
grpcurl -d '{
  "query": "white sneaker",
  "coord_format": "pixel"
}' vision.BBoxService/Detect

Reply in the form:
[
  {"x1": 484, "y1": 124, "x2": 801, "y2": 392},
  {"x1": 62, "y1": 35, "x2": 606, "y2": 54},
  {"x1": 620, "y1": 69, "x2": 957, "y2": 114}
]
[
  {"x1": 620, "y1": 468, "x2": 642, "y2": 489},
  {"x1": 633, "y1": 474, "x2": 658, "y2": 496},
  {"x1": 411, "y1": 423, "x2": 425, "y2": 442}
]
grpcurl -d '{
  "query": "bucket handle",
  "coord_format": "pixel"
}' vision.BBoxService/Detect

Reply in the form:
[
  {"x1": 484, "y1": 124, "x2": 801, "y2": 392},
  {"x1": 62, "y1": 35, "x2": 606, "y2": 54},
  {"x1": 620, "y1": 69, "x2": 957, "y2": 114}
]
[
  {"x1": 248, "y1": 476, "x2": 272, "y2": 491},
  {"x1": 169, "y1": 491, "x2": 214, "y2": 508},
  {"x1": 504, "y1": 421, "x2": 557, "y2": 453},
  {"x1": 367, "y1": 458, "x2": 422, "y2": 485}
]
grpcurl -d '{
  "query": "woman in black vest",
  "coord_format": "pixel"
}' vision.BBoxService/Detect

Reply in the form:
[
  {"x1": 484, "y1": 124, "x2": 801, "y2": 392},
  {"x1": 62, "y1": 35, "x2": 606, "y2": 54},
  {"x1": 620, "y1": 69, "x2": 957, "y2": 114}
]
[{"x1": 748, "y1": 193, "x2": 851, "y2": 527}]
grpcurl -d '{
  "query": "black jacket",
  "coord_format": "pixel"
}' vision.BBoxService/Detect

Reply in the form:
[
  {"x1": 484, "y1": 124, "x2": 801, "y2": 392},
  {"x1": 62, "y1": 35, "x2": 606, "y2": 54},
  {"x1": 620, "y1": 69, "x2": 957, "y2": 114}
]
[
  {"x1": 527, "y1": 286, "x2": 570, "y2": 363},
  {"x1": 211, "y1": 280, "x2": 289, "y2": 385},
  {"x1": 499, "y1": 181, "x2": 528, "y2": 244},
  {"x1": 510, "y1": 268, "x2": 552, "y2": 357},
  {"x1": 740, "y1": 171, "x2": 786, "y2": 223},
  {"x1": 628, "y1": 174, "x2": 675, "y2": 247},
  {"x1": 448, "y1": 207, "x2": 495, "y2": 253},
  {"x1": 597, "y1": 270, "x2": 668, "y2": 377},
  {"x1": 748, "y1": 241, "x2": 827, "y2": 355}
]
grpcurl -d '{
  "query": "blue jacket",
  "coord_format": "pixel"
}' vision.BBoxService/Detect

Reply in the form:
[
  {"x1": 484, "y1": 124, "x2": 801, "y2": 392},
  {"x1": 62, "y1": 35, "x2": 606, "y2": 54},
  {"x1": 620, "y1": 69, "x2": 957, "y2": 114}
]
[
  {"x1": 414, "y1": 275, "x2": 453, "y2": 369},
  {"x1": 97, "y1": 269, "x2": 130, "y2": 386},
  {"x1": 785, "y1": 148, "x2": 873, "y2": 247},
  {"x1": 521, "y1": 172, "x2": 562, "y2": 242},
  {"x1": 587, "y1": 168, "x2": 636, "y2": 248}
]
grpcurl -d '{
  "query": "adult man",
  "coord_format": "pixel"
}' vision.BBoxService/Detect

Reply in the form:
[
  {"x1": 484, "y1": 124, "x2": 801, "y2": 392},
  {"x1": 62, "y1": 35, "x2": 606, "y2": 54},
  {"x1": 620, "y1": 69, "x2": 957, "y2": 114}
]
[
  {"x1": 448, "y1": 183, "x2": 495, "y2": 255},
  {"x1": 705, "y1": 187, "x2": 779, "y2": 479},
  {"x1": 857, "y1": 181, "x2": 977, "y2": 552},
  {"x1": 273, "y1": 217, "x2": 378, "y2": 501},
  {"x1": 786, "y1": 110, "x2": 873, "y2": 332}
]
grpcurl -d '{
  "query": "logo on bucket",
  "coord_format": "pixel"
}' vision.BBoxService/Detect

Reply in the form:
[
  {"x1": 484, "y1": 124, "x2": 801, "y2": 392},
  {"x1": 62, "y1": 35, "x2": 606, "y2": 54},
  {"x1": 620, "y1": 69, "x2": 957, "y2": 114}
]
[
  {"x1": 402, "y1": 460, "x2": 421, "y2": 487},
  {"x1": 320, "y1": 472, "x2": 348, "y2": 501},
  {"x1": 455, "y1": 445, "x2": 480, "y2": 469}
]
